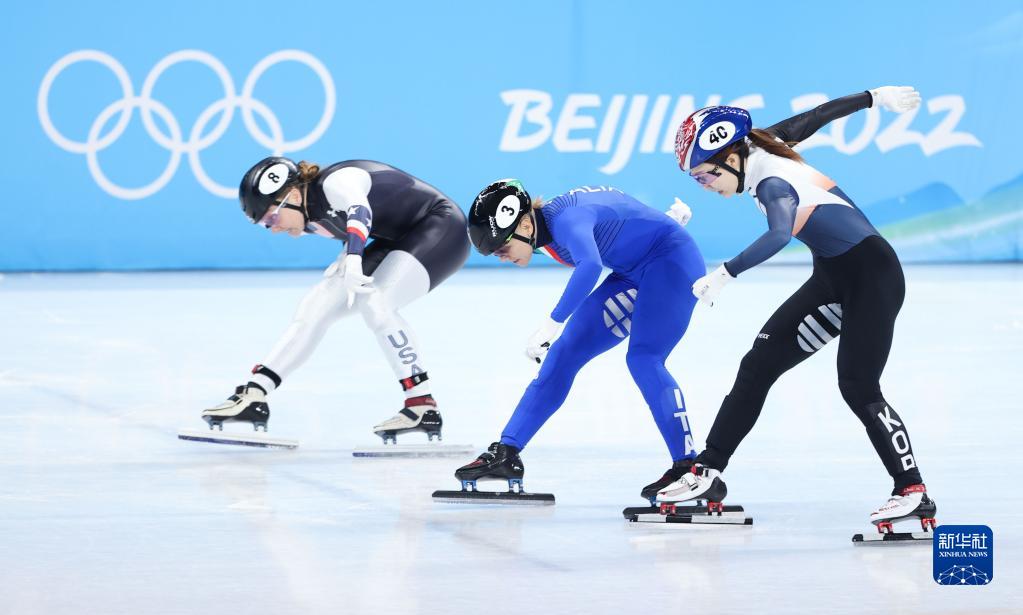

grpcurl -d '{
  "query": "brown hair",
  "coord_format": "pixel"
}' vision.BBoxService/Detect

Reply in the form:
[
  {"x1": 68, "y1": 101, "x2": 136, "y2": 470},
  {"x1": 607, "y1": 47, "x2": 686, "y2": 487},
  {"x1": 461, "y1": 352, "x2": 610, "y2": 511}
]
[
  {"x1": 531, "y1": 195, "x2": 545, "y2": 209},
  {"x1": 709, "y1": 128, "x2": 803, "y2": 166},
  {"x1": 297, "y1": 160, "x2": 320, "y2": 183}
]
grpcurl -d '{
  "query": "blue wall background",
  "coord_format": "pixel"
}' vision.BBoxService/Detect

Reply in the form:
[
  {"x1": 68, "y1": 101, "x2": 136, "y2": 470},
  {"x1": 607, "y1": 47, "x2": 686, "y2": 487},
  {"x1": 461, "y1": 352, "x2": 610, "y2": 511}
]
[{"x1": 4, "y1": 1, "x2": 1022, "y2": 270}]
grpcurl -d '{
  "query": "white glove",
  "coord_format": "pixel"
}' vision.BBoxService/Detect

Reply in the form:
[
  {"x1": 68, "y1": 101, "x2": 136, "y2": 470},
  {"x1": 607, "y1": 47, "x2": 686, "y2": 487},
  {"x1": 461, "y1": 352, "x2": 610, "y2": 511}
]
[
  {"x1": 691, "y1": 264, "x2": 734, "y2": 307},
  {"x1": 869, "y1": 86, "x2": 921, "y2": 113},
  {"x1": 525, "y1": 316, "x2": 565, "y2": 364},
  {"x1": 666, "y1": 197, "x2": 692, "y2": 227},
  {"x1": 340, "y1": 254, "x2": 374, "y2": 307}
]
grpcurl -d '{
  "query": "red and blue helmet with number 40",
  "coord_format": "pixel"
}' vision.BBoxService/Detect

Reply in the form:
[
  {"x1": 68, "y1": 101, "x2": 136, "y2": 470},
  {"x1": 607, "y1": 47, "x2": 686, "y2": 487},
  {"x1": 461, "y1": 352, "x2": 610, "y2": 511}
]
[{"x1": 674, "y1": 106, "x2": 753, "y2": 173}]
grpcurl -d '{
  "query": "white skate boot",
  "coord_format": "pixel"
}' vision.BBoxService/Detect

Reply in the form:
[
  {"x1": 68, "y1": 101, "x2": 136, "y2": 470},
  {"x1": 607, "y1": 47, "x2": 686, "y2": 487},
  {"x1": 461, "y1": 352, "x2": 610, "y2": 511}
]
[
  {"x1": 625, "y1": 463, "x2": 750, "y2": 526},
  {"x1": 353, "y1": 399, "x2": 473, "y2": 459},
  {"x1": 853, "y1": 484, "x2": 937, "y2": 544},
  {"x1": 870, "y1": 484, "x2": 938, "y2": 531},
  {"x1": 372, "y1": 404, "x2": 443, "y2": 444},
  {"x1": 655, "y1": 463, "x2": 728, "y2": 507},
  {"x1": 178, "y1": 385, "x2": 297, "y2": 449},
  {"x1": 202, "y1": 385, "x2": 270, "y2": 431}
]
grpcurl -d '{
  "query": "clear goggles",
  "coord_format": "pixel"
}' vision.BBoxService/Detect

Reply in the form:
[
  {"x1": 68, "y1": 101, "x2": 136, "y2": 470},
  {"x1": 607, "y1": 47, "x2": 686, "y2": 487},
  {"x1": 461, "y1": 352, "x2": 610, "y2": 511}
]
[
  {"x1": 690, "y1": 167, "x2": 722, "y2": 186},
  {"x1": 259, "y1": 199, "x2": 302, "y2": 228}
]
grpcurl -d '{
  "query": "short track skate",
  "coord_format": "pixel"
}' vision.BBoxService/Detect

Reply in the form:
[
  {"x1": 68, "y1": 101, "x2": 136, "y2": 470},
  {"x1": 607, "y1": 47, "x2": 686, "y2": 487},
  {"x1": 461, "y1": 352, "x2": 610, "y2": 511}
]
[
  {"x1": 432, "y1": 442, "x2": 554, "y2": 505},
  {"x1": 353, "y1": 407, "x2": 473, "y2": 458},
  {"x1": 432, "y1": 478, "x2": 555, "y2": 505},
  {"x1": 179, "y1": 385, "x2": 297, "y2": 449},
  {"x1": 852, "y1": 516, "x2": 938, "y2": 543},
  {"x1": 852, "y1": 512, "x2": 938, "y2": 544},
  {"x1": 624, "y1": 500, "x2": 752, "y2": 526},
  {"x1": 853, "y1": 486, "x2": 937, "y2": 544}
]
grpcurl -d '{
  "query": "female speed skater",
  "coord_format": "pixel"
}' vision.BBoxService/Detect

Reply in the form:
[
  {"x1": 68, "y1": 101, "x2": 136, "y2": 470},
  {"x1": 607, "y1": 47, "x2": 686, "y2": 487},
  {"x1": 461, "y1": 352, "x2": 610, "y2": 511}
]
[
  {"x1": 200, "y1": 157, "x2": 469, "y2": 444},
  {"x1": 450, "y1": 178, "x2": 707, "y2": 499},
  {"x1": 659, "y1": 86, "x2": 938, "y2": 534}
]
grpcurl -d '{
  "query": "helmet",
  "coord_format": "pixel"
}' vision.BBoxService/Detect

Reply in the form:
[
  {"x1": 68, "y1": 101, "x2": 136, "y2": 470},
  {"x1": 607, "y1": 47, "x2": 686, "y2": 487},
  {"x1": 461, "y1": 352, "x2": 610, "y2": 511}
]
[
  {"x1": 239, "y1": 157, "x2": 300, "y2": 223},
  {"x1": 674, "y1": 106, "x2": 752, "y2": 172},
  {"x1": 467, "y1": 179, "x2": 532, "y2": 255}
]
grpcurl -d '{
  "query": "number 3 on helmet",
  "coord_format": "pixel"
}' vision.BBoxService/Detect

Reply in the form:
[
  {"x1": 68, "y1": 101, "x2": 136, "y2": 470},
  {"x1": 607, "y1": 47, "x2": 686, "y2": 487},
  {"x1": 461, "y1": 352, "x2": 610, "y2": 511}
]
[
  {"x1": 467, "y1": 179, "x2": 532, "y2": 256},
  {"x1": 674, "y1": 106, "x2": 752, "y2": 173}
]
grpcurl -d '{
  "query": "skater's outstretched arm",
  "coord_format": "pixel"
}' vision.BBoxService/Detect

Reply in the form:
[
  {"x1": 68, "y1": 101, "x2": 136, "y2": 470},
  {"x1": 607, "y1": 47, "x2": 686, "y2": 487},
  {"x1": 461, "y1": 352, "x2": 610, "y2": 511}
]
[
  {"x1": 765, "y1": 92, "x2": 872, "y2": 144},
  {"x1": 766, "y1": 86, "x2": 920, "y2": 144}
]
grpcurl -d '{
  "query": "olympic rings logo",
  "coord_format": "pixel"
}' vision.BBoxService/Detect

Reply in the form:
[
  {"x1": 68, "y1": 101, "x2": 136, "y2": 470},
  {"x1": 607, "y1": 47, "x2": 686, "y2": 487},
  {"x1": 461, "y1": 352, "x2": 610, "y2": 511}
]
[{"x1": 37, "y1": 49, "x2": 336, "y2": 200}]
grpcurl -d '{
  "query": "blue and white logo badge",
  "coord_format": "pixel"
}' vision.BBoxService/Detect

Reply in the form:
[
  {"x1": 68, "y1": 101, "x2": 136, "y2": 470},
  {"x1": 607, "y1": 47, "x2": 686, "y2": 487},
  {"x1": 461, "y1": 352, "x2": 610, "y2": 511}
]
[
  {"x1": 933, "y1": 525, "x2": 993, "y2": 585},
  {"x1": 602, "y1": 288, "x2": 637, "y2": 339}
]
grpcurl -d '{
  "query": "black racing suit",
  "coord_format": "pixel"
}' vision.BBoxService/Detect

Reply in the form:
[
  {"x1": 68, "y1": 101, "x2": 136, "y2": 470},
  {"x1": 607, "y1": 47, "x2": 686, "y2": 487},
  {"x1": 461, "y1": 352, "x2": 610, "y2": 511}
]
[
  {"x1": 696, "y1": 92, "x2": 925, "y2": 492},
  {"x1": 304, "y1": 160, "x2": 469, "y2": 289}
]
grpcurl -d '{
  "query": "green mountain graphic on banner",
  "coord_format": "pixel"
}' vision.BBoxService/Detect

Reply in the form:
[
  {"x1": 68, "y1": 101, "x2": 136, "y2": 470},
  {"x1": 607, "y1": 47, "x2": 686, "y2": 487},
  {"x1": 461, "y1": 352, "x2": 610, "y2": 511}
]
[{"x1": 774, "y1": 174, "x2": 1023, "y2": 263}]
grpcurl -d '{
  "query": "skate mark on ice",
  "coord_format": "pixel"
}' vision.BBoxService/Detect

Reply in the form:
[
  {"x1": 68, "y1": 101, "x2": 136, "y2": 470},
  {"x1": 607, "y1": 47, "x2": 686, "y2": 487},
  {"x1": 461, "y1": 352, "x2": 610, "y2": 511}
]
[
  {"x1": 266, "y1": 468, "x2": 372, "y2": 505},
  {"x1": 423, "y1": 520, "x2": 571, "y2": 572},
  {"x1": 33, "y1": 384, "x2": 173, "y2": 438}
]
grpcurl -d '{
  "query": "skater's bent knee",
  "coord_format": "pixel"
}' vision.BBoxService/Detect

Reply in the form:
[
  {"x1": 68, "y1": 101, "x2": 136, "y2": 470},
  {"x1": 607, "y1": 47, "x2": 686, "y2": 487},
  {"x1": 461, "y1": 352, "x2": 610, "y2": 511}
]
[
  {"x1": 838, "y1": 376, "x2": 882, "y2": 409},
  {"x1": 730, "y1": 350, "x2": 779, "y2": 396},
  {"x1": 359, "y1": 293, "x2": 396, "y2": 331},
  {"x1": 625, "y1": 349, "x2": 664, "y2": 375}
]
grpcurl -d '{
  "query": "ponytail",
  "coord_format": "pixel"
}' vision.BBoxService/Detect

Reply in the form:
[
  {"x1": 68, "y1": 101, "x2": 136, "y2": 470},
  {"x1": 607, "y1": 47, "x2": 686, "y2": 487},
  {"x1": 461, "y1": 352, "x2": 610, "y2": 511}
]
[
  {"x1": 746, "y1": 128, "x2": 803, "y2": 162},
  {"x1": 297, "y1": 160, "x2": 320, "y2": 183}
]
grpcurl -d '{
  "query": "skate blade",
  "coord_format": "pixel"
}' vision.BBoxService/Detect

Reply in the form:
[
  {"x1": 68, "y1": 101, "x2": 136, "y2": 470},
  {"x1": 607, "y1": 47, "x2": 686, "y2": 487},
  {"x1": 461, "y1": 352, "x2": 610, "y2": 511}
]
[
  {"x1": 625, "y1": 504, "x2": 752, "y2": 526},
  {"x1": 177, "y1": 428, "x2": 298, "y2": 450},
  {"x1": 626, "y1": 512, "x2": 752, "y2": 525},
  {"x1": 431, "y1": 489, "x2": 555, "y2": 505},
  {"x1": 852, "y1": 531, "x2": 934, "y2": 544},
  {"x1": 352, "y1": 444, "x2": 475, "y2": 458},
  {"x1": 623, "y1": 504, "x2": 746, "y2": 517}
]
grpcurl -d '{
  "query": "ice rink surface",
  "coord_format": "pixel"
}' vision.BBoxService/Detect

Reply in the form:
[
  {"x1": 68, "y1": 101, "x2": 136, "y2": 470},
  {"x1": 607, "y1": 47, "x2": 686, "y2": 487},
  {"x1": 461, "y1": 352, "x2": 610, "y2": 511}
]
[{"x1": 1, "y1": 265, "x2": 1020, "y2": 615}]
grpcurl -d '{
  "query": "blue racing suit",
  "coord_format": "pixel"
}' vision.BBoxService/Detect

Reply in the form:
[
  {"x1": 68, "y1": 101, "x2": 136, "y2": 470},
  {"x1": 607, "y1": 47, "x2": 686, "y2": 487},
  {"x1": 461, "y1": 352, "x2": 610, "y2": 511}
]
[{"x1": 500, "y1": 186, "x2": 705, "y2": 461}]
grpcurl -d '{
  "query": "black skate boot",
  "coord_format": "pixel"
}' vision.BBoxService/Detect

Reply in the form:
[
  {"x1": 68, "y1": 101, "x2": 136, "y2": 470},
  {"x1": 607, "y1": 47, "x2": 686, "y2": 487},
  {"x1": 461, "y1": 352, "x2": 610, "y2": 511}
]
[
  {"x1": 455, "y1": 442, "x2": 525, "y2": 492},
  {"x1": 372, "y1": 397, "x2": 443, "y2": 444},
  {"x1": 432, "y1": 443, "x2": 554, "y2": 504},
  {"x1": 202, "y1": 385, "x2": 270, "y2": 431}
]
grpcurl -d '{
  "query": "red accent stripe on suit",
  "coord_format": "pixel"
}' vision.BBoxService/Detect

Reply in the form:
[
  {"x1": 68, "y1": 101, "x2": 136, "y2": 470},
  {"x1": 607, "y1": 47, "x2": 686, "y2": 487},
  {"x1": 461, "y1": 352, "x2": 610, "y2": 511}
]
[{"x1": 541, "y1": 245, "x2": 572, "y2": 267}]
